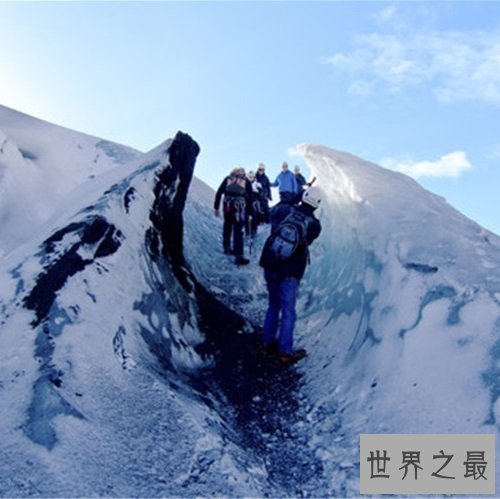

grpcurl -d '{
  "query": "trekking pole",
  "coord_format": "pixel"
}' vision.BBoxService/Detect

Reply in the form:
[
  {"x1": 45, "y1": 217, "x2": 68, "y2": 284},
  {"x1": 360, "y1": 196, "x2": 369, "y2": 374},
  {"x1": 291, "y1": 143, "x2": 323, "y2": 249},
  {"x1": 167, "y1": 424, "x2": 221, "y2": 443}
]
[{"x1": 248, "y1": 216, "x2": 253, "y2": 255}]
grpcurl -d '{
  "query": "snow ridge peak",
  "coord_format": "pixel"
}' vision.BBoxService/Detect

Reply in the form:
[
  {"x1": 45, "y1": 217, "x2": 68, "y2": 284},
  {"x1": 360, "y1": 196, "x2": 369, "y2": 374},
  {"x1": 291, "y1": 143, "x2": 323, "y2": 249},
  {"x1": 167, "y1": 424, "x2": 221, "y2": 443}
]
[{"x1": 1, "y1": 131, "x2": 207, "y2": 456}]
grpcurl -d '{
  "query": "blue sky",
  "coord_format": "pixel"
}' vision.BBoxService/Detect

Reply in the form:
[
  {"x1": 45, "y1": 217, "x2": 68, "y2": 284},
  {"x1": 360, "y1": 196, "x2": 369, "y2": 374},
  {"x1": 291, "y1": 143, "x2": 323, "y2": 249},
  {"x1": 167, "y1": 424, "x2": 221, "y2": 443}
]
[{"x1": 1, "y1": 1, "x2": 499, "y2": 234}]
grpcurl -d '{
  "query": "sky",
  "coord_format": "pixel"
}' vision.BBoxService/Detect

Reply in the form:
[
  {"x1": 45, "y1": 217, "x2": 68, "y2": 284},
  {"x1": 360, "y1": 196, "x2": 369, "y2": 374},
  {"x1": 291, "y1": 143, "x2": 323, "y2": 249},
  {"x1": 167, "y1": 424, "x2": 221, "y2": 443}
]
[{"x1": 0, "y1": 0, "x2": 499, "y2": 235}]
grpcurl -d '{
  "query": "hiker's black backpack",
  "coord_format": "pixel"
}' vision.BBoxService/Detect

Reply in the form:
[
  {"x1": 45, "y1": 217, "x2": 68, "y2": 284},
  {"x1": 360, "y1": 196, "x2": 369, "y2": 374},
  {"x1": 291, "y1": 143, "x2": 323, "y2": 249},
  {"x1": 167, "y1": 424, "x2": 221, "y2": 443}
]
[
  {"x1": 223, "y1": 175, "x2": 246, "y2": 221},
  {"x1": 266, "y1": 209, "x2": 310, "y2": 262}
]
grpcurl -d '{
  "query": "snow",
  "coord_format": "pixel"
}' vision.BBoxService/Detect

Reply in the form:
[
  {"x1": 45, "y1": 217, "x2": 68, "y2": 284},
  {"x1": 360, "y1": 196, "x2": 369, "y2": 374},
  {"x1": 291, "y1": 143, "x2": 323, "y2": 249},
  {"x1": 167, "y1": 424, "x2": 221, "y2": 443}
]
[
  {"x1": 0, "y1": 105, "x2": 143, "y2": 256},
  {"x1": 293, "y1": 144, "x2": 500, "y2": 493},
  {"x1": 0, "y1": 107, "x2": 499, "y2": 497}
]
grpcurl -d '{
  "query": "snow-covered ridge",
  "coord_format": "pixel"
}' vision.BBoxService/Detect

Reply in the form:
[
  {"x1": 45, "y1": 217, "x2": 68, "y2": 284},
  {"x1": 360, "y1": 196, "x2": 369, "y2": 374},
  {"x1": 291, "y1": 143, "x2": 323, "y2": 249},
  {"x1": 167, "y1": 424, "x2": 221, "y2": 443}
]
[
  {"x1": 7, "y1": 130, "x2": 202, "y2": 418},
  {"x1": 301, "y1": 144, "x2": 500, "y2": 294},
  {"x1": 0, "y1": 105, "x2": 143, "y2": 256},
  {"x1": 0, "y1": 130, "x2": 242, "y2": 496},
  {"x1": 294, "y1": 144, "x2": 500, "y2": 490}
]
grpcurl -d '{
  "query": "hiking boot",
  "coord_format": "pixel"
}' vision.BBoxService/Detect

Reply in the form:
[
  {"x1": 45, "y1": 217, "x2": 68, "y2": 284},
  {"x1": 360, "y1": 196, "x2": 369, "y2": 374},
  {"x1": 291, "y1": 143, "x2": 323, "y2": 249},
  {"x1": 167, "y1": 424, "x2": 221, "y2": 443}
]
[
  {"x1": 279, "y1": 349, "x2": 306, "y2": 367},
  {"x1": 235, "y1": 256, "x2": 250, "y2": 265},
  {"x1": 259, "y1": 340, "x2": 278, "y2": 356}
]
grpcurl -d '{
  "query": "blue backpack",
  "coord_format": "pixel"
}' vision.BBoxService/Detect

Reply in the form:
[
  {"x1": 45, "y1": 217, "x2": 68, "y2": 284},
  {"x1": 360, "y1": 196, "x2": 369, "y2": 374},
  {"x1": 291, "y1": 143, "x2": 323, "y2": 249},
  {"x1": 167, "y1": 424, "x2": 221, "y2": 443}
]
[{"x1": 268, "y1": 209, "x2": 310, "y2": 261}]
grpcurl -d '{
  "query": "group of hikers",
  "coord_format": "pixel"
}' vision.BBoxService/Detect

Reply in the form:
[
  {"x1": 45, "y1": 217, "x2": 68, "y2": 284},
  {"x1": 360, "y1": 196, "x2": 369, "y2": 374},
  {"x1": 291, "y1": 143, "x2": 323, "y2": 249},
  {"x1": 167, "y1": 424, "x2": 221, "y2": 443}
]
[
  {"x1": 213, "y1": 161, "x2": 315, "y2": 264},
  {"x1": 213, "y1": 161, "x2": 322, "y2": 367}
]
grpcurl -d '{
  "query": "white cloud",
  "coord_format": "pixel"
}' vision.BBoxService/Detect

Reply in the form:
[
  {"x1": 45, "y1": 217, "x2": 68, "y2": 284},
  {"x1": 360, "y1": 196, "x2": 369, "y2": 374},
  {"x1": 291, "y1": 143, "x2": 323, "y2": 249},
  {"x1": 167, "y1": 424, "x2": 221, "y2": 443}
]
[
  {"x1": 348, "y1": 79, "x2": 374, "y2": 97},
  {"x1": 380, "y1": 151, "x2": 472, "y2": 179},
  {"x1": 328, "y1": 27, "x2": 500, "y2": 104},
  {"x1": 374, "y1": 5, "x2": 398, "y2": 24}
]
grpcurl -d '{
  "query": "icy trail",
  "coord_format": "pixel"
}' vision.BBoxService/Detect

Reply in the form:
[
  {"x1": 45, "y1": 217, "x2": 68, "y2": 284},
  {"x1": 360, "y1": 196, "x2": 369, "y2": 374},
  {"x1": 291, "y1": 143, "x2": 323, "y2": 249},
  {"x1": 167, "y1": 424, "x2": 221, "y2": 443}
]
[{"x1": 181, "y1": 213, "x2": 328, "y2": 494}]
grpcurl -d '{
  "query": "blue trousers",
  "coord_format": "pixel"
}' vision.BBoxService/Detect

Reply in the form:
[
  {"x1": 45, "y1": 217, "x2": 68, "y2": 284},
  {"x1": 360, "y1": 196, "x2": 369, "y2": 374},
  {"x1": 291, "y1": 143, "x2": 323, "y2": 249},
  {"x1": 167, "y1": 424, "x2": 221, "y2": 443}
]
[{"x1": 262, "y1": 271, "x2": 299, "y2": 354}]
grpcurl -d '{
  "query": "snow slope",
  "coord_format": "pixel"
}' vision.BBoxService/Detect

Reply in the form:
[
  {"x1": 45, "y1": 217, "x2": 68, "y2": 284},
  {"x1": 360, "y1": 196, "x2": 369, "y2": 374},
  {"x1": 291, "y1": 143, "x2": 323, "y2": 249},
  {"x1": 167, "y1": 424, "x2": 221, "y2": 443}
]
[
  {"x1": 0, "y1": 108, "x2": 499, "y2": 497},
  {"x1": 0, "y1": 105, "x2": 142, "y2": 256},
  {"x1": 0, "y1": 130, "x2": 265, "y2": 497},
  {"x1": 295, "y1": 145, "x2": 500, "y2": 492}
]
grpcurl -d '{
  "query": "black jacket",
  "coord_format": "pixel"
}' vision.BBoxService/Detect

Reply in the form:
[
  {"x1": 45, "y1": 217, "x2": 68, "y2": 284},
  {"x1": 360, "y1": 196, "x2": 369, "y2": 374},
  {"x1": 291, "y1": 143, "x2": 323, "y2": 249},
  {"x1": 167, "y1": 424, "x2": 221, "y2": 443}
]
[
  {"x1": 214, "y1": 176, "x2": 230, "y2": 211},
  {"x1": 259, "y1": 203, "x2": 321, "y2": 280},
  {"x1": 295, "y1": 173, "x2": 307, "y2": 188},
  {"x1": 255, "y1": 172, "x2": 272, "y2": 201}
]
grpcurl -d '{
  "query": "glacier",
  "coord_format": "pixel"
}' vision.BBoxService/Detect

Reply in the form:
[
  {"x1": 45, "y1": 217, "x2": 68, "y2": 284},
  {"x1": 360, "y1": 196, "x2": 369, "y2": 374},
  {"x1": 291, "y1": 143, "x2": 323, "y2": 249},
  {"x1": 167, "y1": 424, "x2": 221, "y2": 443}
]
[{"x1": 0, "y1": 106, "x2": 499, "y2": 497}]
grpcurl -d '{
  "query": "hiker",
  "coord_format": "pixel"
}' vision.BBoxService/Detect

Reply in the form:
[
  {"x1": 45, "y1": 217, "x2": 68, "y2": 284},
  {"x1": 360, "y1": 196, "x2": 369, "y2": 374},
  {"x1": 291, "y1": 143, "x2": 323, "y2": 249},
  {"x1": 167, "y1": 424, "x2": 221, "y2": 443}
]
[
  {"x1": 294, "y1": 165, "x2": 316, "y2": 189},
  {"x1": 246, "y1": 170, "x2": 265, "y2": 238},
  {"x1": 294, "y1": 165, "x2": 307, "y2": 189},
  {"x1": 240, "y1": 167, "x2": 255, "y2": 233},
  {"x1": 255, "y1": 163, "x2": 271, "y2": 223},
  {"x1": 259, "y1": 186, "x2": 322, "y2": 366},
  {"x1": 214, "y1": 168, "x2": 252, "y2": 265},
  {"x1": 271, "y1": 161, "x2": 300, "y2": 203}
]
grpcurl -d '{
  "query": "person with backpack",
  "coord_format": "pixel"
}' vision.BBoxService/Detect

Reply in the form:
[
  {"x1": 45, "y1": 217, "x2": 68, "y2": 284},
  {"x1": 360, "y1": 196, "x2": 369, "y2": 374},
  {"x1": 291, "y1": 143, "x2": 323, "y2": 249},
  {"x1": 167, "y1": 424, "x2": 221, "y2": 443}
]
[
  {"x1": 255, "y1": 163, "x2": 271, "y2": 223},
  {"x1": 214, "y1": 169, "x2": 252, "y2": 265},
  {"x1": 259, "y1": 186, "x2": 322, "y2": 366},
  {"x1": 271, "y1": 161, "x2": 300, "y2": 203}
]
